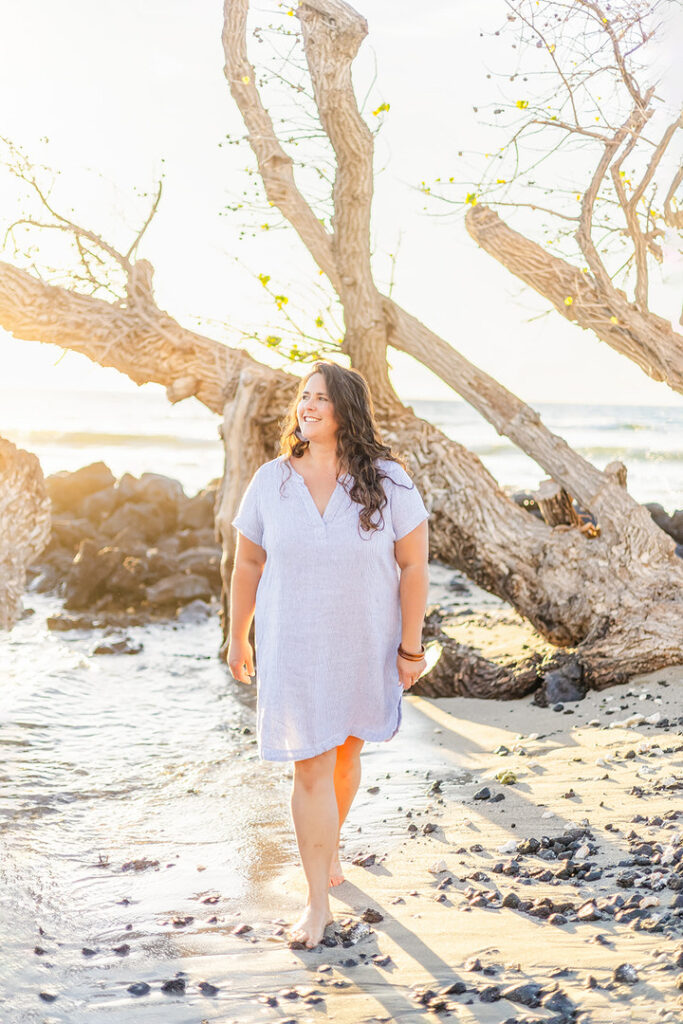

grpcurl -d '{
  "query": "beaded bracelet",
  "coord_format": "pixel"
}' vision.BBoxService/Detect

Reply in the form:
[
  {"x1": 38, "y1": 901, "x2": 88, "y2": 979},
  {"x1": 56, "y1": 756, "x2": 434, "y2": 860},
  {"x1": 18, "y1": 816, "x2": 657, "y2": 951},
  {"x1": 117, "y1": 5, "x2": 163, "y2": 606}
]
[{"x1": 397, "y1": 643, "x2": 425, "y2": 662}]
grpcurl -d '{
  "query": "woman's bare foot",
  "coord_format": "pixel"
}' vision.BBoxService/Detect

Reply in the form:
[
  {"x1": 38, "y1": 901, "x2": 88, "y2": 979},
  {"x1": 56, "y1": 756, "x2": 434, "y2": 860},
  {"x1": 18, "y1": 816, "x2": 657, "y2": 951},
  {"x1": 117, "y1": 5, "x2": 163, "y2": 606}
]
[
  {"x1": 329, "y1": 848, "x2": 344, "y2": 887},
  {"x1": 288, "y1": 903, "x2": 334, "y2": 949}
]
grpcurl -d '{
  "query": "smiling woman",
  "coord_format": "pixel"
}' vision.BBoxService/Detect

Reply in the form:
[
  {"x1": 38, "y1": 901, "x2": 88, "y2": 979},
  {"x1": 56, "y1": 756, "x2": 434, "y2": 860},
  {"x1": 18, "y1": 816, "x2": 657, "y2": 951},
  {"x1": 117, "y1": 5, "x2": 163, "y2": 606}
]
[{"x1": 226, "y1": 359, "x2": 430, "y2": 949}]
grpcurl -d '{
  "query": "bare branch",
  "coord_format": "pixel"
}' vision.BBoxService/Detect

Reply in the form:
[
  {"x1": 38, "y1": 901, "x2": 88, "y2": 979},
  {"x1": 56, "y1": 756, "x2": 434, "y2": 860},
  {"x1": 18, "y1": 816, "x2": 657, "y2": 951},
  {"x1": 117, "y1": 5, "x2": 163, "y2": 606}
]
[
  {"x1": 531, "y1": 118, "x2": 612, "y2": 142},
  {"x1": 125, "y1": 180, "x2": 164, "y2": 262},
  {"x1": 222, "y1": 0, "x2": 340, "y2": 291},
  {"x1": 575, "y1": 0, "x2": 648, "y2": 111},
  {"x1": 575, "y1": 95, "x2": 654, "y2": 296},
  {"x1": 664, "y1": 163, "x2": 683, "y2": 228}
]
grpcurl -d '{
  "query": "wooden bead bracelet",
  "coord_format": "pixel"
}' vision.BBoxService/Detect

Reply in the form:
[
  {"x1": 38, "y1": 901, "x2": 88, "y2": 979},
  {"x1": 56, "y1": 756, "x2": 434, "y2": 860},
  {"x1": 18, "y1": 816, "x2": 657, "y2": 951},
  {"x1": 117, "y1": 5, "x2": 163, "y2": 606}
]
[{"x1": 397, "y1": 642, "x2": 425, "y2": 662}]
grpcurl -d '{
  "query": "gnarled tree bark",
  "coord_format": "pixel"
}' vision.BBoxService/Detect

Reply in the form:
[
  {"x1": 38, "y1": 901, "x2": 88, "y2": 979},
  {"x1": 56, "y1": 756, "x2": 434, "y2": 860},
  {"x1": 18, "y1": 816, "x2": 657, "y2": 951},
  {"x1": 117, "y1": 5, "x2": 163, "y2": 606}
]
[{"x1": 0, "y1": 437, "x2": 51, "y2": 629}]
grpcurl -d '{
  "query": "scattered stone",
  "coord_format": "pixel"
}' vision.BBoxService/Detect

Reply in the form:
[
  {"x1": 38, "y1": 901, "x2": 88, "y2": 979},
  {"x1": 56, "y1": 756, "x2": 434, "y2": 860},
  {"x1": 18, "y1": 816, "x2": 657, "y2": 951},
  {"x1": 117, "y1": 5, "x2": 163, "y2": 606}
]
[
  {"x1": 500, "y1": 982, "x2": 543, "y2": 1007},
  {"x1": 439, "y1": 980, "x2": 467, "y2": 995},
  {"x1": 577, "y1": 901, "x2": 600, "y2": 921},
  {"x1": 161, "y1": 977, "x2": 186, "y2": 994},
  {"x1": 361, "y1": 908, "x2": 383, "y2": 924},
  {"x1": 542, "y1": 989, "x2": 575, "y2": 1015},
  {"x1": 613, "y1": 963, "x2": 639, "y2": 984},
  {"x1": 231, "y1": 922, "x2": 252, "y2": 935},
  {"x1": 474, "y1": 787, "x2": 491, "y2": 801},
  {"x1": 352, "y1": 853, "x2": 376, "y2": 867},
  {"x1": 127, "y1": 982, "x2": 151, "y2": 996},
  {"x1": 479, "y1": 984, "x2": 501, "y2": 1002},
  {"x1": 92, "y1": 637, "x2": 143, "y2": 656},
  {"x1": 197, "y1": 978, "x2": 219, "y2": 995},
  {"x1": 544, "y1": 660, "x2": 585, "y2": 704}
]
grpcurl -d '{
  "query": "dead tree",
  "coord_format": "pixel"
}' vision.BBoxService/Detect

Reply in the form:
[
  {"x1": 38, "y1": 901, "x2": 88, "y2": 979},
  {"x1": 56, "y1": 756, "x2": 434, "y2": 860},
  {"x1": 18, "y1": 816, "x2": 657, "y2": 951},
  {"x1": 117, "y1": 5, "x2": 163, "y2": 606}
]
[{"x1": 0, "y1": 0, "x2": 680, "y2": 691}]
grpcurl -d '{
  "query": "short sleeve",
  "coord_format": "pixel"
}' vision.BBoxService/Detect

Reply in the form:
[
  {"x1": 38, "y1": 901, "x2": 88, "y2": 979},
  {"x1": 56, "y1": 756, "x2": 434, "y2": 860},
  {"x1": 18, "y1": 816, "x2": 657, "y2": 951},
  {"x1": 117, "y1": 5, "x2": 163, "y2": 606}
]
[
  {"x1": 231, "y1": 468, "x2": 264, "y2": 547},
  {"x1": 383, "y1": 462, "x2": 430, "y2": 541}
]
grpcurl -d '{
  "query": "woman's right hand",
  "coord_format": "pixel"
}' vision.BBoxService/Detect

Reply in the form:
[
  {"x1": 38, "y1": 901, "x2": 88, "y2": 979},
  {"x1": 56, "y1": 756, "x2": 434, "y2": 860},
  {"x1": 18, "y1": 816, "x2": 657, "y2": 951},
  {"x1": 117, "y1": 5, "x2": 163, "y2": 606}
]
[{"x1": 227, "y1": 637, "x2": 255, "y2": 684}]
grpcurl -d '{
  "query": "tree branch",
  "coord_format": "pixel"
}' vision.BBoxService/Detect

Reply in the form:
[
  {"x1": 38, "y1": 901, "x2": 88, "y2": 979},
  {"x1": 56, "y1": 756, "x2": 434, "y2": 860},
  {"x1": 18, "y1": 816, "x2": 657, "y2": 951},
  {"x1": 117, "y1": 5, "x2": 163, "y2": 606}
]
[
  {"x1": 466, "y1": 203, "x2": 683, "y2": 393},
  {"x1": 575, "y1": 0, "x2": 649, "y2": 111},
  {"x1": 222, "y1": 0, "x2": 341, "y2": 292}
]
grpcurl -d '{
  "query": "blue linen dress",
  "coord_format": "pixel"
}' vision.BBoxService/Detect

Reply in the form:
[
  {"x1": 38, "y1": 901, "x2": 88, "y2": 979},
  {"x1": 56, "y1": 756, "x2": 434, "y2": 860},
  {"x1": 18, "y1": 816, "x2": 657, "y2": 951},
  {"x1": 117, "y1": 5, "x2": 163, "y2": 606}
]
[{"x1": 231, "y1": 455, "x2": 430, "y2": 762}]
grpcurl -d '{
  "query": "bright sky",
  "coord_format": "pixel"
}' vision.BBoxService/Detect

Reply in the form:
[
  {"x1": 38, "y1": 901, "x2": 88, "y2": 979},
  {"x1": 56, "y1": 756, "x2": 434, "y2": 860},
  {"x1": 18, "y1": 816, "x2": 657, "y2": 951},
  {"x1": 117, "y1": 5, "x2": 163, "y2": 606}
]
[{"x1": 0, "y1": 0, "x2": 681, "y2": 405}]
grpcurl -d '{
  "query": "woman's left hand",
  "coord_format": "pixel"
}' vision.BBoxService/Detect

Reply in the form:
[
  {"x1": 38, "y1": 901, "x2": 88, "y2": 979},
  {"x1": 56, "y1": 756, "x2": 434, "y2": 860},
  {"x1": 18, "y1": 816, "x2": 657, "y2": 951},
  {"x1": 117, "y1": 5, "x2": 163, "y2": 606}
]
[{"x1": 397, "y1": 652, "x2": 426, "y2": 691}]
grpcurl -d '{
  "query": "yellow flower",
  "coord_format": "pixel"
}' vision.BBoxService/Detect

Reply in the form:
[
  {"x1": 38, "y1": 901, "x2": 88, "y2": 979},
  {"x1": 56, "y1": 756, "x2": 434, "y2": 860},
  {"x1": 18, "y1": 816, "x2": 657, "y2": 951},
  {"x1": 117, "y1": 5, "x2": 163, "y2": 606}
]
[
  {"x1": 564, "y1": 296, "x2": 573, "y2": 306},
  {"x1": 610, "y1": 316, "x2": 618, "y2": 324},
  {"x1": 241, "y1": 75, "x2": 250, "y2": 84}
]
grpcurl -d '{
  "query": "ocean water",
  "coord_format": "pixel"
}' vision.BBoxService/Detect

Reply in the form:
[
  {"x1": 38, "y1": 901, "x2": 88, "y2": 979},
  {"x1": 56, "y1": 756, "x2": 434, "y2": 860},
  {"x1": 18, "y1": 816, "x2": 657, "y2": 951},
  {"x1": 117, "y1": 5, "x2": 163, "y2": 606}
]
[{"x1": 0, "y1": 386, "x2": 681, "y2": 511}]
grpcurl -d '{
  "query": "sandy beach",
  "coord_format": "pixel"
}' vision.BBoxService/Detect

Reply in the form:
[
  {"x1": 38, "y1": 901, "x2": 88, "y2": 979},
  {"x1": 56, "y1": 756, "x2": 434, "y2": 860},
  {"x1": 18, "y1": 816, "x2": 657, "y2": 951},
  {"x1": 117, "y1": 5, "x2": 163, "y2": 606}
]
[{"x1": 5, "y1": 561, "x2": 682, "y2": 1024}]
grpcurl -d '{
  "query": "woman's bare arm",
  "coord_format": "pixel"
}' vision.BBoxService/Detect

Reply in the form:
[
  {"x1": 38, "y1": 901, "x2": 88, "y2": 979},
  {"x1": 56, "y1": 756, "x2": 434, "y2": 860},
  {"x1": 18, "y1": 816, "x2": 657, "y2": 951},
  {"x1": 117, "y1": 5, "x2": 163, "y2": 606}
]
[
  {"x1": 228, "y1": 533, "x2": 266, "y2": 682},
  {"x1": 394, "y1": 520, "x2": 429, "y2": 653}
]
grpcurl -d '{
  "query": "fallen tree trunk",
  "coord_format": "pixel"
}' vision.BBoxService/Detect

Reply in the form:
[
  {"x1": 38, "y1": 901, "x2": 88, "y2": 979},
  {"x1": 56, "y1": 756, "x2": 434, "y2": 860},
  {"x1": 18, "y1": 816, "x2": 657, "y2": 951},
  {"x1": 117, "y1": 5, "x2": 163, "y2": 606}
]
[{"x1": 0, "y1": 437, "x2": 51, "y2": 629}]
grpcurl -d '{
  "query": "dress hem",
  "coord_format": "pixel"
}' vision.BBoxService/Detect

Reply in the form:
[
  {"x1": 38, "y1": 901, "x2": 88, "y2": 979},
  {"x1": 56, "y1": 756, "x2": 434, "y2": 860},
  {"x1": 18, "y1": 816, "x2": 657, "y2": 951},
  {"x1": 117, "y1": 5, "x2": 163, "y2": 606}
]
[{"x1": 258, "y1": 693, "x2": 404, "y2": 762}]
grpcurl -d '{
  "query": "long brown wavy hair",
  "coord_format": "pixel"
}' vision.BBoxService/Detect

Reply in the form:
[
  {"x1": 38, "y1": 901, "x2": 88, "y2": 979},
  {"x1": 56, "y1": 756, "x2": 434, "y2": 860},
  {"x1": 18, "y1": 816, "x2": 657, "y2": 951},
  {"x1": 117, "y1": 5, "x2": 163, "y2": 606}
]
[{"x1": 278, "y1": 360, "x2": 411, "y2": 533}]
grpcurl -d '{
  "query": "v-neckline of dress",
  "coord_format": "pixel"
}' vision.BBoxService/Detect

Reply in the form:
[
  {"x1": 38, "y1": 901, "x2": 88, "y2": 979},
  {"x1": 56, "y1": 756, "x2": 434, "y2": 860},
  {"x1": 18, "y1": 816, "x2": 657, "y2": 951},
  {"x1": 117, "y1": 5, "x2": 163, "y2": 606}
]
[{"x1": 284, "y1": 456, "x2": 350, "y2": 524}]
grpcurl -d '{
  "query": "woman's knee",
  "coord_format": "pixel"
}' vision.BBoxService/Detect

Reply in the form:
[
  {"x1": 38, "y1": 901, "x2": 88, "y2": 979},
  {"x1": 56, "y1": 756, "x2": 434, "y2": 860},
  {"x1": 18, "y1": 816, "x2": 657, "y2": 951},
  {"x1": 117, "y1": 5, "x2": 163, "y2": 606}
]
[
  {"x1": 335, "y1": 735, "x2": 364, "y2": 773},
  {"x1": 293, "y1": 748, "x2": 336, "y2": 790}
]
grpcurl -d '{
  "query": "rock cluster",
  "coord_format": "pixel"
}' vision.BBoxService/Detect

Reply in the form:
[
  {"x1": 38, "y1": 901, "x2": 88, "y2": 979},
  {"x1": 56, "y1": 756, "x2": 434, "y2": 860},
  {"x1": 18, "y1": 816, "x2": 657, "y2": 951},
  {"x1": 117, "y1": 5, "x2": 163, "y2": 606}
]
[{"x1": 28, "y1": 462, "x2": 222, "y2": 627}]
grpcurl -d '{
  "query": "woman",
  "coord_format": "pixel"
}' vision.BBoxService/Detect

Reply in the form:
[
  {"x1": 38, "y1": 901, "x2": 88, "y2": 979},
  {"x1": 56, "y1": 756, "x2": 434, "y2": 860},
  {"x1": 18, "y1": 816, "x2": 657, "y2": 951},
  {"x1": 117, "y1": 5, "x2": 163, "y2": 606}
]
[{"x1": 227, "y1": 360, "x2": 430, "y2": 950}]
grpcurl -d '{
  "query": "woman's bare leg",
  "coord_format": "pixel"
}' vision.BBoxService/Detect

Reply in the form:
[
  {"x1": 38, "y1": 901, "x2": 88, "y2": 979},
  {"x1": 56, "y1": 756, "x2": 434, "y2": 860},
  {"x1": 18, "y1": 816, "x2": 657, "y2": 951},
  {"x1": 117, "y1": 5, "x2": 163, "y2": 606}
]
[
  {"x1": 330, "y1": 735, "x2": 364, "y2": 886},
  {"x1": 289, "y1": 747, "x2": 337, "y2": 948}
]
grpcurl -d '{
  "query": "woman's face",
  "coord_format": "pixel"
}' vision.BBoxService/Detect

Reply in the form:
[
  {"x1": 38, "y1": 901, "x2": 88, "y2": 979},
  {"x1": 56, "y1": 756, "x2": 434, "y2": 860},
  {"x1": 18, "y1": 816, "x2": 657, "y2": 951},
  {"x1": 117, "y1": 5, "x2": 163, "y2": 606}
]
[{"x1": 297, "y1": 372, "x2": 340, "y2": 443}]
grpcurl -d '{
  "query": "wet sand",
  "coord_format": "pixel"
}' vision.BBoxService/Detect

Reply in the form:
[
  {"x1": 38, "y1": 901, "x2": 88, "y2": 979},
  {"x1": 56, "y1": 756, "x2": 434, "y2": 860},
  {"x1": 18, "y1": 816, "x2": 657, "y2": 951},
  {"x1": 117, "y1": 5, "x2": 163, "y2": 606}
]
[{"x1": 5, "y1": 566, "x2": 683, "y2": 1023}]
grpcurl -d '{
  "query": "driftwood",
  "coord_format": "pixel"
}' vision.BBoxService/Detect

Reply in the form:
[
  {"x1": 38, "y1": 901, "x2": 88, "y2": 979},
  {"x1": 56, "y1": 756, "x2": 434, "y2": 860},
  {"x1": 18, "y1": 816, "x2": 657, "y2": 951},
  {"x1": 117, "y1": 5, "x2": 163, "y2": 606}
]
[{"x1": 0, "y1": 437, "x2": 51, "y2": 628}]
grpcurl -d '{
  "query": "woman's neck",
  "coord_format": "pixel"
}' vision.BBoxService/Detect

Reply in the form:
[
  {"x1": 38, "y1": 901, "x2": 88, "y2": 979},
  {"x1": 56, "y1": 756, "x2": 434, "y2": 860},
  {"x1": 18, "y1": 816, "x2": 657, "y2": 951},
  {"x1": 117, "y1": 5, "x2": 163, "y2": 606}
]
[{"x1": 300, "y1": 440, "x2": 344, "y2": 475}]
